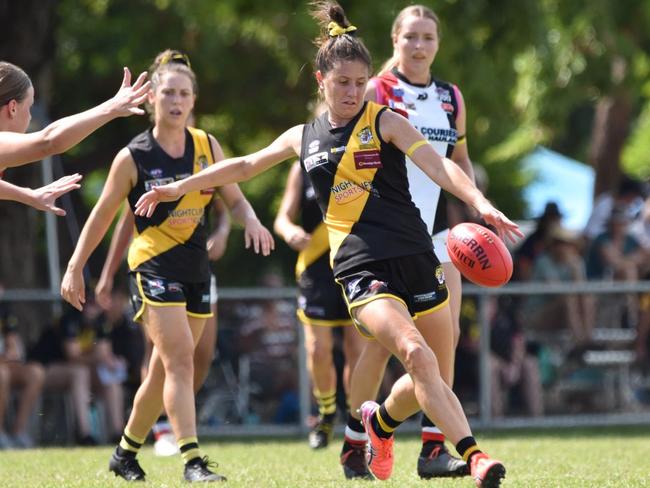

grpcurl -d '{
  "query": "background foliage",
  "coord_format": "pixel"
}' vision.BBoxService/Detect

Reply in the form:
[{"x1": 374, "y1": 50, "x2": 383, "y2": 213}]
[{"x1": 1, "y1": 0, "x2": 649, "y2": 287}]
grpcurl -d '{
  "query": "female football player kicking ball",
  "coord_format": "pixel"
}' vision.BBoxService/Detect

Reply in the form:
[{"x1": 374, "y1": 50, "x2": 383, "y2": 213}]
[{"x1": 134, "y1": 3, "x2": 521, "y2": 487}]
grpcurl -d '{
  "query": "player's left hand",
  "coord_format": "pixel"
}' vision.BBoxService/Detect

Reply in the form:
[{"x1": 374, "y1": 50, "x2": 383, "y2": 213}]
[
  {"x1": 134, "y1": 182, "x2": 183, "y2": 217},
  {"x1": 474, "y1": 199, "x2": 523, "y2": 243},
  {"x1": 244, "y1": 218, "x2": 275, "y2": 256},
  {"x1": 30, "y1": 173, "x2": 83, "y2": 216},
  {"x1": 207, "y1": 231, "x2": 228, "y2": 261}
]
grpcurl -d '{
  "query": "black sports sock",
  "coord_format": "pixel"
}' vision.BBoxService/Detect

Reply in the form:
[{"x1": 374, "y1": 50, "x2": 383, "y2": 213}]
[
  {"x1": 346, "y1": 413, "x2": 365, "y2": 434},
  {"x1": 371, "y1": 404, "x2": 402, "y2": 439},
  {"x1": 455, "y1": 436, "x2": 482, "y2": 463}
]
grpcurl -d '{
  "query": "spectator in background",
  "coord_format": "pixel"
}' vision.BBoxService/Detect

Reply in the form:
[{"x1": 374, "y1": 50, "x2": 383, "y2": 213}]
[
  {"x1": 583, "y1": 176, "x2": 646, "y2": 243},
  {"x1": 515, "y1": 201, "x2": 564, "y2": 281},
  {"x1": 585, "y1": 207, "x2": 644, "y2": 281},
  {"x1": 490, "y1": 297, "x2": 544, "y2": 417},
  {"x1": 0, "y1": 299, "x2": 45, "y2": 448},
  {"x1": 631, "y1": 197, "x2": 650, "y2": 368},
  {"x1": 239, "y1": 273, "x2": 299, "y2": 424},
  {"x1": 105, "y1": 287, "x2": 145, "y2": 403},
  {"x1": 585, "y1": 206, "x2": 645, "y2": 329},
  {"x1": 637, "y1": 294, "x2": 650, "y2": 372},
  {"x1": 239, "y1": 300, "x2": 300, "y2": 423},
  {"x1": 31, "y1": 302, "x2": 125, "y2": 444},
  {"x1": 525, "y1": 225, "x2": 593, "y2": 344}
]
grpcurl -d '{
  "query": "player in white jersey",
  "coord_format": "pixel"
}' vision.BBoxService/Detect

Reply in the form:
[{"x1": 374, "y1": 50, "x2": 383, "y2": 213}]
[{"x1": 340, "y1": 4, "x2": 476, "y2": 480}]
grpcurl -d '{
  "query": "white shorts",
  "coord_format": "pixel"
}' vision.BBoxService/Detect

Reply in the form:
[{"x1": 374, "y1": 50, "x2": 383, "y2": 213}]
[
  {"x1": 209, "y1": 274, "x2": 218, "y2": 305},
  {"x1": 432, "y1": 228, "x2": 451, "y2": 264}
]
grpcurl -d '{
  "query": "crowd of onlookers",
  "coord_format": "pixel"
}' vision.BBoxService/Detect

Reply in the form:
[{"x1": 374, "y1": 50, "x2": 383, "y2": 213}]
[
  {"x1": 484, "y1": 176, "x2": 650, "y2": 418},
  {"x1": 1, "y1": 176, "x2": 649, "y2": 448}
]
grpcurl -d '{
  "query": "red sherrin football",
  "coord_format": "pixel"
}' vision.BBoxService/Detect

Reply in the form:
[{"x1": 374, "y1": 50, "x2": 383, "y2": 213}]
[{"x1": 446, "y1": 223, "x2": 513, "y2": 287}]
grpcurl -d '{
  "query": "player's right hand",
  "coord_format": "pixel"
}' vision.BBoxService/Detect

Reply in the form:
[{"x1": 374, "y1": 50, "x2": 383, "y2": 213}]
[{"x1": 286, "y1": 226, "x2": 311, "y2": 251}]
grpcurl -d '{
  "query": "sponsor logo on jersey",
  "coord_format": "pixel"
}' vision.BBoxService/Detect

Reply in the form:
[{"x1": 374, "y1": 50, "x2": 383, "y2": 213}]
[
  {"x1": 330, "y1": 180, "x2": 377, "y2": 205},
  {"x1": 330, "y1": 145, "x2": 347, "y2": 154},
  {"x1": 308, "y1": 139, "x2": 320, "y2": 155},
  {"x1": 436, "y1": 87, "x2": 452, "y2": 103},
  {"x1": 392, "y1": 87, "x2": 404, "y2": 97},
  {"x1": 441, "y1": 102, "x2": 455, "y2": 113},
  {"x1": 144, "y1": 177, "x2": 175, "y2": 191},
  {"x1": 416, "y1": 126, "x2": 458, "y2": 144},
  {"x1": 357, "y1": 126, "x2": 374, "y2": 148},
  {"x1": 197, "y1": 155, "x2": 209, "y2": 170},
  {"x1": 417, "y1": 92, "x2": 428, "y2": 101},
  {"x1": 353, "y1": 150, "x2": 382, "y2": 169},
  {"x1": 175, "y1": 173, "x2": 191, "y2": 180},
  {"x1": 304, "y1": 151, "x2": 329, "y2": 172},
  {"x1": 150, "y1": 168, "x2": 163, "y2": 178},
  {"x1": 167, "y1": 207, "x2": 206, "y2": 227}
]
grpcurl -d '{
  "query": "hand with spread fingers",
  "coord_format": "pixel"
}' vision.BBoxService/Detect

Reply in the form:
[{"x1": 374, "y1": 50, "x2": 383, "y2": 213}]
[
  {"x1": 108, "y1": 67, "x2": 151, "y2": 117},
  {"x1": 28, "y1": 173, "x2": 83, "y2": 216}
]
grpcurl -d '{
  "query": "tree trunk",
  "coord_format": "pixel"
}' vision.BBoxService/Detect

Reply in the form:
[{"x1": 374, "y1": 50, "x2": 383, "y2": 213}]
[
  {"x1": 0, "y1": 1, "x2": 58, "y2": 336},
  {"x1": 589, "y1": 93, "x2": 632, "y2": 198}
]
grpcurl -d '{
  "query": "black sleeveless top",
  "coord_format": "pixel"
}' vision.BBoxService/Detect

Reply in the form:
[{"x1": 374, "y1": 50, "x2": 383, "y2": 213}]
[
  {"x1": 299, "y1": 101, "x2": 432, "y2": 276},
  {"x1": 126, "y1": 127, "x2": 215, "y2": 282}
]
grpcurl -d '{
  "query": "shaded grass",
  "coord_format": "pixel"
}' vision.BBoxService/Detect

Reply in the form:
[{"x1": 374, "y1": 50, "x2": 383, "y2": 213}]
[{"x1": 2, "y1": 426, "x2": 650, "y2": 487}]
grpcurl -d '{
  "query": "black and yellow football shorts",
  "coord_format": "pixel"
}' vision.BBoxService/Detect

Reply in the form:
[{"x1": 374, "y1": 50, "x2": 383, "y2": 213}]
[
  {"x1": 297, "y1": 255, "x2": 352, "y2": 327},
  {"x1": 335, "y1": 251, "x2": 449, "y2": 338},
  {"x1": 129, "y1": 271, "x2": 213, "y2": 323}
]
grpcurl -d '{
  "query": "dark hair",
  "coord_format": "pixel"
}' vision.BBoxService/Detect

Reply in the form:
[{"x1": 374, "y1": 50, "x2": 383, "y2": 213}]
[
  {"x1": 310, "y1": 1, "x2": 371, "y2": 75},
  {"x1": 0, "y1": 61, "x2": 32, "y2": 107},
  {"x1": 379, "y1": 5, "x2": 441, "y2": 75},
  {"x1": 617, "y1": 176, "x2": 644, "y2": 198}
]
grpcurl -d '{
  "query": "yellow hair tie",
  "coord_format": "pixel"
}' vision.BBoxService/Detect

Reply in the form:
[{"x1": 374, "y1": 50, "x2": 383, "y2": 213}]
[
  {"x1": 406, "y1": 139, "x2": 429, "y2": 158},
  {"x1": 328, "y1": 21, "x2": 357, "y2": 37}
]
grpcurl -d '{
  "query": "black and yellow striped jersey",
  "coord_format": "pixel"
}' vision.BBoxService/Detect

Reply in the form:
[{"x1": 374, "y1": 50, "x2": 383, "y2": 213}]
[
  {"x1": 295, "y1": 168, "x2": 329, "y2": 280},
  {"x1": 126, "y1": 127, "x2": 215, "y2": 282},
  {"x1": 300, "y1": 101, "x2": 433, "y2": 276}
]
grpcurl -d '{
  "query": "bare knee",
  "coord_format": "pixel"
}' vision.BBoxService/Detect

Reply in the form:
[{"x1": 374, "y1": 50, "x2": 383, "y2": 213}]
[
  {"x1": 401, "y1": 341, "x2": 437, "y2": 379},
  {"x1": 161, "y1": 344, "x2": 194, "y2": 378},
  {"x1": 71, "y1": 364, "x2": 90, "y2": 385},
  {"x1": 193, "y1": 344, "x2": 214, "y2": 378},
  {"x1": 27, "y1": 363, "x2": 46, "y2": 387},
  {"x1": 310, "y1": 338, "x2": 333, "y2": 367}
]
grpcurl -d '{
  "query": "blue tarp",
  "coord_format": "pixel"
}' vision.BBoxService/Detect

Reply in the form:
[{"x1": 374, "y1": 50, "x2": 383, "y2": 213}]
[{"x1": 521, "y1": 147, "x2": 595, "y2": 230}]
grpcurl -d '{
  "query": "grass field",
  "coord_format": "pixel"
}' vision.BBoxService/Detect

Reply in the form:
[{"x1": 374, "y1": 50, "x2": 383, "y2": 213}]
[{"x1": 2, "y1": 426, "x2": 650, "y2": 487}]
